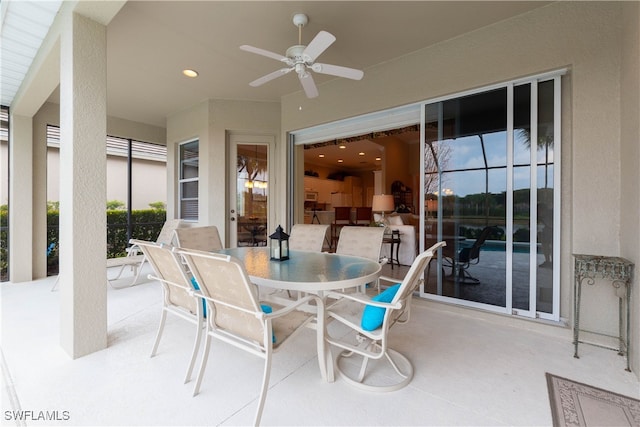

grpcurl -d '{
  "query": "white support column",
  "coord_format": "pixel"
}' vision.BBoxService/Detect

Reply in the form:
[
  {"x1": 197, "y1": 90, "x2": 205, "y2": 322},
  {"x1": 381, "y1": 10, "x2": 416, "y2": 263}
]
[
  {"x1": 8, "y1": 114, "x2": 33, "y2": 282},
  {"x1": 59, "y1": 12, "x2": 107, "y2": 358}
]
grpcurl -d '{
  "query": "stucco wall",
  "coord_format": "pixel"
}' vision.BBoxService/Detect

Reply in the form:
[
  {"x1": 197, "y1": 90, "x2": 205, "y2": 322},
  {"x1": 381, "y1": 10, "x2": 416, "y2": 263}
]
[
  {"x1": 166, "y1": 99, "x2": 280, "y2": 244},
  {"x1": 619, "y1": 1, "x2": 640, "y2": 375},
  {"x1": 280, "y1": 2, "x2": 637, "y2": 372}
]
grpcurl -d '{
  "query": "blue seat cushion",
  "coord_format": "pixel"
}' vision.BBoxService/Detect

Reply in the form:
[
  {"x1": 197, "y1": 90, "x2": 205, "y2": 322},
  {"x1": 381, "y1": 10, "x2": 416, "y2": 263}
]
[
  {"x1": 360, "y1": 283, "x2": 401, "y2": 331},
  {"x1": 190, "y1": 276, "x2": 207, "y2": 318},
  {"x1": 260, "y1": 304, "x2": 276, "y2": 344}
]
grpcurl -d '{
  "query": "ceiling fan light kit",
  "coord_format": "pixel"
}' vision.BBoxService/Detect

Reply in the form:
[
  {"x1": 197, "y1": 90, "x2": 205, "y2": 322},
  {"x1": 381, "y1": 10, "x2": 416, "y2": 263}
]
[{"x1": 240, "y1": 13, "x2": 364, "y2": 98}]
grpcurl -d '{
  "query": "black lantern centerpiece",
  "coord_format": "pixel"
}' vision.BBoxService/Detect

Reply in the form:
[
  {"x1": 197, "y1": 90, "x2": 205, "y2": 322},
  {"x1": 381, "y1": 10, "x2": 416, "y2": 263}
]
[{"x1": 269, "y1": 225, "x2": 289, "y2": 261}]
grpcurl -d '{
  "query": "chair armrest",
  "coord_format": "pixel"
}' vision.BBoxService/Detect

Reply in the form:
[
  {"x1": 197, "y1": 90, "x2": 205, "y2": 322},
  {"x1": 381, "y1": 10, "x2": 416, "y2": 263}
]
[
  {"x1": 126, "y1": 242, "x2": 141, "y2": 256},
  {"x1": 261, "y1": 294, "x2": 323, "y2": 320},
  {"x1": 378, "y1": 275, "x2": 401, "y2": 285},
  {"x1": 325, "y1": 291, "x2": 402, "y2": 310}
]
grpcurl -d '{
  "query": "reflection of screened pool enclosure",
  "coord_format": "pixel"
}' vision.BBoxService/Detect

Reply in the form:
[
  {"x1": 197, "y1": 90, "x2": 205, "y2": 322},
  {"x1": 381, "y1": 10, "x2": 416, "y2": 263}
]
[{"x1": 421, "y1": 74, "x2": 561, "y2": 321}]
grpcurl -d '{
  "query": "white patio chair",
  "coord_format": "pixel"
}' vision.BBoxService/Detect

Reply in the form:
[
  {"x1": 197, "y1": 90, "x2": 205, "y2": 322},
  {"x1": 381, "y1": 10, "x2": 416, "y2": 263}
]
[
  {"x1": 288, "y1": 224, "x2": 329, "y2": 252},
  {"x1": 130, "y1": 239, "x2": 204, "y2": 384},
  {"x1": 174, "y1": 225, "x2": 223, "y2": 252},
  {"x1": 107, "y1": 219, "x2": 184, "y2": 288},
  {"x1": 177, "y1": 247, "x2": 323, "y2": 427},
  {"x1": 324, "y1": 241, "x2": 445, "y2": 392},
  {"x1": 335, "y1": 226, "x2": 385, "y2": 292}
]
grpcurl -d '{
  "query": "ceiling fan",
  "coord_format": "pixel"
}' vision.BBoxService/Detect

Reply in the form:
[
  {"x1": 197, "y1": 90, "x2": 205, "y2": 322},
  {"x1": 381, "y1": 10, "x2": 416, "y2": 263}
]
[{"x1": 240, "y1": 13, "x2": 364, "y2": 98}]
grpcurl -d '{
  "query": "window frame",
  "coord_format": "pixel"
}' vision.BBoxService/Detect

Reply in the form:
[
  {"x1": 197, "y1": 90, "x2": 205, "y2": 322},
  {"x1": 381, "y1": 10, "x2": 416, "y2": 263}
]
[{"x1": 178, "y1": 139, "x2": 199, "y2": 221}]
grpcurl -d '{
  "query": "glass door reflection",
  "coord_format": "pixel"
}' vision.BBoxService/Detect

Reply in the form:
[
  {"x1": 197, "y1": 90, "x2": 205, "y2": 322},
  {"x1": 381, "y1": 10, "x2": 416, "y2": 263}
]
[{"x1": 236, "y1": 144, "x2": 269, "y2": 247}]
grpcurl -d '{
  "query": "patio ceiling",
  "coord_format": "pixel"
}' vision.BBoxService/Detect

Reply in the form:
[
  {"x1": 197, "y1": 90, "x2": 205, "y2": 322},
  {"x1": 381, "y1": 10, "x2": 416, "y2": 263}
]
[
  {"x1": 2, "y1": 1, "x2": 552, "y2": 128},
  {"x1": 0, "y1": 0, "x2": 63, "y2": 106}
]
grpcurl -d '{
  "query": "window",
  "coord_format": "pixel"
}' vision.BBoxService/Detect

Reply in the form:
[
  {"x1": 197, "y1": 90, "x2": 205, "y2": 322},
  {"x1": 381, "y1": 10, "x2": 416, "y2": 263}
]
[
  {"x1": 179, "y1": 140, "x2": 199, "y2": 221},
  {"x1": 422, "y1": 73, "x2": 562, "y2": 321}
]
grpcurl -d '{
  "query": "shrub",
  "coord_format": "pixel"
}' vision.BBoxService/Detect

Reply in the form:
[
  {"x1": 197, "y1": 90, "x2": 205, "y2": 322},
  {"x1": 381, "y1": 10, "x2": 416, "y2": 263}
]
[
  {"x1": 38, "y1": 209, "x2": 167, "y2": 278},
  {"x1": 106, "y1": 200, "x2": 125, "y2": 210},
  {"x1": 0, "y1": 209, "x2": 7, "y2": 281}
]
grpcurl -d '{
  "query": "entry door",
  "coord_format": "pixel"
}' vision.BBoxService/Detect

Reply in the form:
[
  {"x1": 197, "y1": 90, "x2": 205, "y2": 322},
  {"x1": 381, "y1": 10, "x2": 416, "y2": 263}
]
[{"x1": 228, "y1": 134, "x2": 273, "y2": 248}]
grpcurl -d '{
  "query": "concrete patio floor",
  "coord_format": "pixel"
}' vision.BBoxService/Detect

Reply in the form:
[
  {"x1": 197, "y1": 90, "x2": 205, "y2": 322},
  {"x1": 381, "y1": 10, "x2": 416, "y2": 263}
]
[{"x1": 1, "y1": 265, "x2": 638, "y2": 426}]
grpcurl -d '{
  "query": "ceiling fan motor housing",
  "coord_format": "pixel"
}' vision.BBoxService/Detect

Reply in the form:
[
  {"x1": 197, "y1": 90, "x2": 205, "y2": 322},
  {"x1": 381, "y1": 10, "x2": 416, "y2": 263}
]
[
  {"x1": 292, "y1": 13, "x2": 308, "y2": 28},
  {"x1": 286, "y1": 45, "x2": 312, "y2": 65}
]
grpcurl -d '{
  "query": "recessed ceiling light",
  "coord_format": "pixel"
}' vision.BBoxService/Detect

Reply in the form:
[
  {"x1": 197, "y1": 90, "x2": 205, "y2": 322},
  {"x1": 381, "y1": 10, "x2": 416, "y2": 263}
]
[
  {"x1": 339, "y1": 145, "x2": 346, "y2": 149},
  {"x1": 375, "y1": 157, "x2": 382, "y2": 161},
  {"x1": 358, "y1": 152, "x2": 365, "y2": 156},
  {"x1": 318, "y1": 154, "x2": 325, "y2": 158},
  {"x1": 182, "y1": 69, "x2": 199, "y2": 78},
  {"x1": 338, "y1": 159, "x2": 344, "y2": 163}
]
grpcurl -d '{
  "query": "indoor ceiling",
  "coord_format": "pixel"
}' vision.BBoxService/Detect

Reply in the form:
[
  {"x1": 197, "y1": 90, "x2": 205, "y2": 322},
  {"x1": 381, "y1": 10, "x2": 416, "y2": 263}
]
[
  {"x1": 36, "y1": 1, "x2": 551, "y2": 128},
  {"x1": 304, "y1": 138, "x2": 385, "y2": 172},
  {"x1": 304, "y1": 129, "x2": 421, "y2": 172}
]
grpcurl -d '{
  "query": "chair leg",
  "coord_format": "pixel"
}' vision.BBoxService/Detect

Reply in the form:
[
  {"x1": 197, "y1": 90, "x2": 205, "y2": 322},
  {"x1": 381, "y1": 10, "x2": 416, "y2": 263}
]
[
  {"x1": 108, "y1": 264, "x2": 128, "y2": 281},
  {"x1": 356, "y1": 353, "x2": 372, "y2": 383},
  {"x1": 130, "y1": 257, "x2": 147, "y2": 285},
  {"x1": 184, "y1": 317, "x2": 204, "y2": 384},
  {"x1": 150, "y1": 309, "x2": 168, "y2": 357},
  {"x1": 457, "y1": 265, "x2": 480, "y2": 285},
  {"x1": 192, "y1": 333, "x2": 212, "y2": 396},
  {"x1": 50, "y1": 275, "x2": 60, "y2": 292},
  {"x1": 335, "y1": 344, "x2": 414, "y2": 392},
  {"x1": 253, "y1": 352, "x2": 272, "y2": 427}
]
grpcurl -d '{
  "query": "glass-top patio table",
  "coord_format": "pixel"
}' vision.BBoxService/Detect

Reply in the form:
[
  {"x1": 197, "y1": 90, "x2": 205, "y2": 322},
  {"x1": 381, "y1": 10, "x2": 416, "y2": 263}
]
[
  {"x1": 215, "y1": 247, "x2": 381, "y2": 292},
  {"x1": 214, "y1": 246, "x2": 382, "y2": 381}
]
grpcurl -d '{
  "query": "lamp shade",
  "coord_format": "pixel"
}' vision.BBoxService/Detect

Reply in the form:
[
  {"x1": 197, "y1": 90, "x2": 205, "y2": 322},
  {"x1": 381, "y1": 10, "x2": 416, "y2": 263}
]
[{"x1": 372, "y1": 194, "x2": 395, "y2": 212}]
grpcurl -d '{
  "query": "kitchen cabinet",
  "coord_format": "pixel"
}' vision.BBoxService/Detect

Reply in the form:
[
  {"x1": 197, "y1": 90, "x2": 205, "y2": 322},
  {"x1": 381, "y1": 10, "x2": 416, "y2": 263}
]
[
  {"x1": 304, "y1": 176, "x2": 344, "y2": 204},
  {"x1": 343, "y1": 176, "x2": 363, "y2": 207}
]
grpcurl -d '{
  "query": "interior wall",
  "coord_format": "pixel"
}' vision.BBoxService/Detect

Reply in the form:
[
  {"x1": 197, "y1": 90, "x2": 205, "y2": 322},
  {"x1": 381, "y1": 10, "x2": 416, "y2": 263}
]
[
  {"x1": 281, "y1": 0, "x2": 631, "y2": 363},
  {"x1": 381, "y1": 137, "x2": 412, "y2": 195}
]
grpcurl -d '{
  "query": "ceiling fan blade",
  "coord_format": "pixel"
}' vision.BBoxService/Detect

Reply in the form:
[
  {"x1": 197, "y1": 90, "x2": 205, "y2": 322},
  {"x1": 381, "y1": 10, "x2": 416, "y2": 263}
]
[
  {"x1": 302, "y1": 31, "x2": 336, "y2": 62},
  {"x1": 312, "y1": 63, "x2": 364, "y2": 80},
  {"x1": 240, "y1": 45, "x2": 288, "y2": 62},
  {"x1": 249, "y1": 68, "x2": 293, "y2": 87},
  {"x1": 299, "y1": 73, "x2": 319, "y2": 98}
]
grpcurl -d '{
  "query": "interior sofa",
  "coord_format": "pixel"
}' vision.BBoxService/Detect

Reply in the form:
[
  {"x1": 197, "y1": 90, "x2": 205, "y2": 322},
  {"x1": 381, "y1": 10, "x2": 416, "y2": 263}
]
[{"x1": 375, "y1": 213, "x2": 418, "y2": 266}]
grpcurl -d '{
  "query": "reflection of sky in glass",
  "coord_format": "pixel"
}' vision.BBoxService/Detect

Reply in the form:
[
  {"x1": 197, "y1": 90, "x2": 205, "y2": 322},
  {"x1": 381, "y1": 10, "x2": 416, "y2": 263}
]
[
  {"x1": 483, "y1": 132, "x2": 506, "y2": 167},
  {"x1": 513, "y1": 165, "x2": 530, "y2": 191},
  {"x1": 442, "y1": 136, "x2": 484, "y2": 170},
  {"x1": 444, "y1": 169, "x2": 509, "y2": 197},
  {"x1": 436, "y1": 129, "x2": 554, "y2": 197},
  {"x1": 537, "y1": 164, "x2": 554, "y2": 189},
  {"x1": 442, "y1": 132, "x2": 507, "y2": 171}
]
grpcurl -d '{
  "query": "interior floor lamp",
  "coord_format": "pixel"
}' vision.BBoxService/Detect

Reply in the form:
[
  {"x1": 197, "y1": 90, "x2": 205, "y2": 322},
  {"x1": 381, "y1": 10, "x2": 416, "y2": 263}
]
[{"x1": 372, "y1": 194, "x2": 395, "y2": 227}]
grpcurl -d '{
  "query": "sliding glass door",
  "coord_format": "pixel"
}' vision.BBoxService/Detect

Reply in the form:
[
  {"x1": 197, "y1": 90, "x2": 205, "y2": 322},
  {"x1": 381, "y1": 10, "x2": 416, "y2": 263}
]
[
  {"x1": 289, "y1": 70, "x2": 563, "y2": 321},
  {"x1": 420, "y1": 74, "x2": 561, "y2": 320}
]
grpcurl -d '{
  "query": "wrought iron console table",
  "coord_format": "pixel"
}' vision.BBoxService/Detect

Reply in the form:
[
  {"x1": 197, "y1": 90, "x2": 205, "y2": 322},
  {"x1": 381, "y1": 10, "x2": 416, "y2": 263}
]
[{"x1": 573, "y1": 254, "x2": 634, "y2": 372}]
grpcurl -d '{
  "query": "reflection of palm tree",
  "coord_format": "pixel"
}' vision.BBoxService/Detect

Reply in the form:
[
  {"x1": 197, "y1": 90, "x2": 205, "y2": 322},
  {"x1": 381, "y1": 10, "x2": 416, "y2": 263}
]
[
  {"x1": 237, "y1": 155, "x2": 264, "y2": 182},
  {"x1": 516, "y1": 127, "x2": 554, "y2": 188},
  {"x1": 237, "y1": 149, "x2": 267, "y2": 217}
]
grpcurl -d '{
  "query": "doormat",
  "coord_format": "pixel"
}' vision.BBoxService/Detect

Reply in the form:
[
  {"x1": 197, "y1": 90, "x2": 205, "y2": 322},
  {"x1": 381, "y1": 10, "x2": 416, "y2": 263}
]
[{"x1": 546, "y1": 372, "x2": 640, "y2": 427}]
